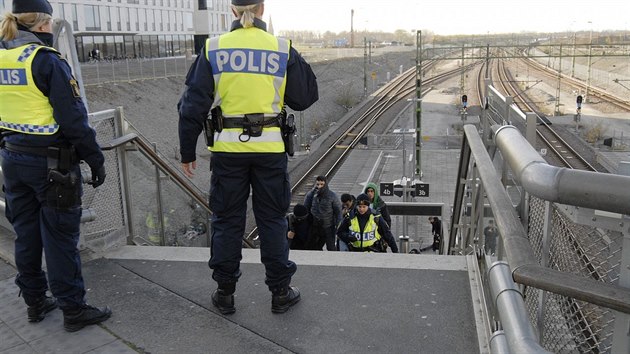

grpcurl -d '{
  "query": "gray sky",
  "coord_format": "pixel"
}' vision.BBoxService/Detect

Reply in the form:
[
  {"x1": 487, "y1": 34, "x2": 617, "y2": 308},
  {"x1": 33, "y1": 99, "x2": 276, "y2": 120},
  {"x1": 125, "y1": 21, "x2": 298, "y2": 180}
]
[{"x1": 265, "y1": 0, "x2": 630, "y2": 35}]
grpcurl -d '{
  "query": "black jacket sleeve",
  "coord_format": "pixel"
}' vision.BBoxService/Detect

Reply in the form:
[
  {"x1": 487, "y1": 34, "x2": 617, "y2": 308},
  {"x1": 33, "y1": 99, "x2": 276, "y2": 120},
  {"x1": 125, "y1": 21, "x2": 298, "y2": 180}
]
[
  {"x1": 378, "y1": 217, "x2": 398, "y2": 253},
  {"x1": 379, "y1": 203, "x2": 392, "y2": 228},
  {"x1": 177, "y1": 49, "x2": 214, "y2": 163},
  {"x1": 336, "y1": 217, "x2": 352, "y2": 243}
]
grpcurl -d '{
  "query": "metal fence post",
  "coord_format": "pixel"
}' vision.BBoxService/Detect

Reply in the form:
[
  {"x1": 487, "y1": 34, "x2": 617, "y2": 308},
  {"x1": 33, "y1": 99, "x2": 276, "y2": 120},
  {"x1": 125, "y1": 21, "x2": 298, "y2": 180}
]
[
  {"x1": 126, "y1": 58, "x2": 130, "y2": 82},
  {"x1": 113, "y1": 107, "x2": 135, "y2": 245},
  {"x1": 96, "y1": 61, "x2": 100, "y2": 85},
  {"x1": 536, "y1": 201, "x2": 553, "y2": 342},
  {"x1": 152, "y1": 59, "x2": 156, "y2": 79},
  {"x1": 612, "y1": 225, "x2": 630, "y2": 352},
  {"x1": 152, "y1": 142, "x2": 166, "y2": 246},
  {"x1": 399, "y1": 235, "x2": 410, "y2": 253},
  {"x1": 111, "y1": 60, "x2": 115, "y2": 83}
]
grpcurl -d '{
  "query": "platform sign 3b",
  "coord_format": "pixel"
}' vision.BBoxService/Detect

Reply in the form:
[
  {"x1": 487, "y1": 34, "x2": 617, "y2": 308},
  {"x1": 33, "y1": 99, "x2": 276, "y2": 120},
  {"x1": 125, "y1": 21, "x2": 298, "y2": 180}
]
[
  {"x1": 380, "y1": 183, "x2": 394, "y2": 197},
  {"x1": 414, "y1": 183, "x2": 429, "y2": 197}
]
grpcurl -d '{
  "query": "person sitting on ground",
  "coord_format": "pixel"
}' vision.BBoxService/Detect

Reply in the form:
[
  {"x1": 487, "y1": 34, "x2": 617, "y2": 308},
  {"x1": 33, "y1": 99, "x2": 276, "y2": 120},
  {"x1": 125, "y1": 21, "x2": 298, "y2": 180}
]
[
  {"x1": 287, "y1": 204, "x2": 311, "y2": 250},
  {"x1": 337, "y1": 194, "x2": 398, "y2": 253},
  {"x1": 364, "y1": 182, "x2": 392, "y2": 227}
]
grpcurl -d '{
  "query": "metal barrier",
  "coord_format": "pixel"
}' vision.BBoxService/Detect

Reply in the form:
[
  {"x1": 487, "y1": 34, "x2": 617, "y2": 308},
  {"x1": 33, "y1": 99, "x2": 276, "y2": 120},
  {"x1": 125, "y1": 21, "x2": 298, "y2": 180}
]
[
  {"x1": 451, "y1": 84, "x2": 630, "y2": 353},
  {"x1": 80, "y1": 57, "x2": 195, "y2": 87}
]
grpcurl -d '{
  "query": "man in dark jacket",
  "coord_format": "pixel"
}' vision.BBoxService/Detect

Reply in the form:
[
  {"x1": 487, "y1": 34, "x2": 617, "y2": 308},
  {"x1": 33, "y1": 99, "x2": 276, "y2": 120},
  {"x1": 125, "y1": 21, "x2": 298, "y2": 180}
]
[{"x1": 304, "y1": 175, "x2": 342, "y2": 251}]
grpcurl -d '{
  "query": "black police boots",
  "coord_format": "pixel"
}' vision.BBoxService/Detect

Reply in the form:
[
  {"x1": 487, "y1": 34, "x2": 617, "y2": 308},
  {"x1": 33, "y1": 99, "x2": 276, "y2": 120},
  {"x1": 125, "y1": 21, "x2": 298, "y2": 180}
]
[
  {"x1": 62, "y1": 304, "x2": 112, "y2": 332},
  {"x1": 27, "y1": 296, "x2": 58, "y2": 322},
  {"x1": 211, "y1": 283, "x2": 236, "y2": 315},
  {"x1": 271, "y1": 286, "x2": 300, "y2": 314}
]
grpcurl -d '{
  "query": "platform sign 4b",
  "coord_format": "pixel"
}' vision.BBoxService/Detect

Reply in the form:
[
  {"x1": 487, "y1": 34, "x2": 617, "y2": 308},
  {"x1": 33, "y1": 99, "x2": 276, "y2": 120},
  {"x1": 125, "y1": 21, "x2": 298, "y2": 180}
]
[
  {"x1": 380, "y1": 183, "x2": 394, "y2": 197},
  {"x1": 414, "y1": 183, "x2": 429, "y2": 197}
]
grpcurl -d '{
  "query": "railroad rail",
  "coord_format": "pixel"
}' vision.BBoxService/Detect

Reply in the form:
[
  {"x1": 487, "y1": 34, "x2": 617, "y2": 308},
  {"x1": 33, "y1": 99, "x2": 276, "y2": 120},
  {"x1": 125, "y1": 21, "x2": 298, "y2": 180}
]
[
  {"x1": 494, "y1": 57, "x2": 597, "y2": 171},
  {"x1": 522, "y1": 55, "x2": 630, "y2": 112}
]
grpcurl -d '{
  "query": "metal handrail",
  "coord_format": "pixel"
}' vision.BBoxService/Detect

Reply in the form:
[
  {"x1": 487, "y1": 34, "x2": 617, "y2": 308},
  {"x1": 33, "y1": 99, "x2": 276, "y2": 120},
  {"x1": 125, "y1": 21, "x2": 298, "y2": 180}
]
[
  {"x1": 462, "y1": 124, "x2": 630, "y2": 314},
  {"x1": 101, "y1": 129, "x2": 254, "y2": 249},
  {"x1": 493, "y1": 124, "x2": 630, "y2": 215}
]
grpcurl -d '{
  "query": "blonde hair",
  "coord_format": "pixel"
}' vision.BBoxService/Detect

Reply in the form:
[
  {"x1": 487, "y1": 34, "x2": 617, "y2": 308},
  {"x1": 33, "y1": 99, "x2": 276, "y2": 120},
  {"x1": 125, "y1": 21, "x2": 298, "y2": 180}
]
[
  {"x1": 232, "y1": 4, "x2": 262, "y2": 28},
  {"x1": 1, "y1": 11, "x2": 52, "y2": 41}
]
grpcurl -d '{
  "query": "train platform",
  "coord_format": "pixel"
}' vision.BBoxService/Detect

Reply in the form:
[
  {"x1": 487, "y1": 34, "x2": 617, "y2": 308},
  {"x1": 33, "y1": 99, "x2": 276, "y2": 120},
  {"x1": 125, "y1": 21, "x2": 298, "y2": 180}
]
[{"x1": 0, "y1": 238, "x2": 483, "y2": 354}]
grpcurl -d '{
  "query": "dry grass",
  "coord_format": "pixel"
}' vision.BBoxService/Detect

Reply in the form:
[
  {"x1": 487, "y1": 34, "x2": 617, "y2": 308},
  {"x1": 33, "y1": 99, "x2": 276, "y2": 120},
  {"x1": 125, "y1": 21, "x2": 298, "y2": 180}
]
[{"x1": 583, "y1": 121, "x2": 607, "y2": 143}]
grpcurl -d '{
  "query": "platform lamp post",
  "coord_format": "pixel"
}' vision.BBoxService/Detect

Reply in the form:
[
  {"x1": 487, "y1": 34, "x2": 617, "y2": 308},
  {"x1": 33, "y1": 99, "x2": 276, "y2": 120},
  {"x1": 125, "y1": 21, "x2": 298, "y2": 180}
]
[
  {"x1": 585, "y1": 21, "x2": 593, "y2": 103},
  {"x1": 415, "y1": 30, "x2": 423, "y2": 178}
]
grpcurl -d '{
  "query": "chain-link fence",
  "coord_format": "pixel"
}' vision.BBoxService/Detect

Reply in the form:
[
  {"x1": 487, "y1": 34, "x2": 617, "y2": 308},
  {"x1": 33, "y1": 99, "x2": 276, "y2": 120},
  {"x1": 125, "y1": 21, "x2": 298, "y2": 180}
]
[
  {"x1": 80, "y1": 56, "x2": 195, "y2": 87},
  {"x1": 524, "y1": 196, "x2": 622, "y2": 353},
  {"x1": 80, "y1": 112, "x2": 126, "y2": 250},
  {"x1": 80, "y1": 109, "x2": 210, "y2": 251}
]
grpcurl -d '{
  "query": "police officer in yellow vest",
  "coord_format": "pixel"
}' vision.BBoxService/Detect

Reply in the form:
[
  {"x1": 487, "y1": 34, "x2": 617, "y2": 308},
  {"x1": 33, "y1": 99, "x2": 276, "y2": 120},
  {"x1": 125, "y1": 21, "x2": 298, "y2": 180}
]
[
  {"x1": 178, "y1": 0, "x2": 318, "y2": 314},
  {"x1": 337, "y1": 194, "x2": 399, "y2": 253},
  {"x1": 0, "y1": 0, "x2": 111, "y2": 331}
]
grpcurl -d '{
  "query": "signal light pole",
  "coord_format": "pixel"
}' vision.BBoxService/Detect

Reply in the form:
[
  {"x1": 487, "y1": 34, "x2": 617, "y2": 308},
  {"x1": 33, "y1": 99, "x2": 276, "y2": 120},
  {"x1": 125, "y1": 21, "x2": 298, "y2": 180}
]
[{"x1": 415, "y1": 30, "x2": 423, "y2": 178}]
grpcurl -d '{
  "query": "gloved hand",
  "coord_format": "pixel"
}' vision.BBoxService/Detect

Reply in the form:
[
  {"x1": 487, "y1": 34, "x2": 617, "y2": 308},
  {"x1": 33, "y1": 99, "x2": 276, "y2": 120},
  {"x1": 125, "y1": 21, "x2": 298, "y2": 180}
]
[
  {"x1": 346, "y1": 235, "x2": 358, "y2": 243},
  {"x1": 90, "y1": 165, "x2": 106, "y2": 188}
]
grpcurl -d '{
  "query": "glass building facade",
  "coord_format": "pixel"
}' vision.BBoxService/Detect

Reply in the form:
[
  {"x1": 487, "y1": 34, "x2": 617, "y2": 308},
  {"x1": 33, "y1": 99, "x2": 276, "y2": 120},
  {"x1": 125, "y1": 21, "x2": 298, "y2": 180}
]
[{"x1": 0, "y1": 0, "x2": 231, "y2": 62}]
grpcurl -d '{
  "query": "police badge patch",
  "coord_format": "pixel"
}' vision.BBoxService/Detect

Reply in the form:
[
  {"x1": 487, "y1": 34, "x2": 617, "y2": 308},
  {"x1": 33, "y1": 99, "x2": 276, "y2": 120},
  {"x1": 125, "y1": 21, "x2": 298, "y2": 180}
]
[{"x1": 69, "y1": 78, "x2": 81, "y2": 98}]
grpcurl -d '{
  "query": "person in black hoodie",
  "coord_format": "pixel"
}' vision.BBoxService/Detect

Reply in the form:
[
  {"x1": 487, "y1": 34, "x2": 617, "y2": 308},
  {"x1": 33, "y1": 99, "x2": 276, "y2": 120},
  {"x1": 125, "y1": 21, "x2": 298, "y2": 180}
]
[
  {"x1": 337, "y1": 194, "x2": 398, "y2": 253},
  {"x1": 286, "y1": 204, "x2": 311, "y2": 250}
]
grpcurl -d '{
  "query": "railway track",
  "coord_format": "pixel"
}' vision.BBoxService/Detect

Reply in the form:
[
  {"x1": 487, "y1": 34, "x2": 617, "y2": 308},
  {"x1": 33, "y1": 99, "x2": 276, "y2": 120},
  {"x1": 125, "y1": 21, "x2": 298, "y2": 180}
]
[
  {"x1": 522, "y1": 55, "x2": 630, "y2": 112},
  {"x1": 494, "y1": 58, "x2": 597, "y2": 171}
]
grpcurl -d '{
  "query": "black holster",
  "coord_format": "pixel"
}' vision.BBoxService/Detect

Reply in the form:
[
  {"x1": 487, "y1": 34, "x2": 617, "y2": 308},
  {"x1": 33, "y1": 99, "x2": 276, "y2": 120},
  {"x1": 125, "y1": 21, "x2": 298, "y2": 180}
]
[
  {"x1": 203, "y1": 115, "x2": 214, "y2": 147},
  {"x1": 46, "y1": 146, "x2": 80, "y2": 209},
  {"x1": 242, "y1": 113, "x2": 265, "y2": 138},
  {"x1": 281, "y1": 112, "x2": 296, "y2": 156}
]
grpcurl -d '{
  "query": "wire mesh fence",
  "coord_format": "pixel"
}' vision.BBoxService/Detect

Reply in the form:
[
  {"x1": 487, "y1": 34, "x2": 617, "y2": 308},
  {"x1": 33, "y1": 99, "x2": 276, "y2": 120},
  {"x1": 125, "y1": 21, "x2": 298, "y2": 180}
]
[
  {"x1": 524, "y1": 196, "x2": 621, "y2": 353},
  {"x1": 80, "y1": 56, "x2": 195, "y2": 86},
  {"x1": 80, "y1": 114, "x2": 126, "y2": 250}
]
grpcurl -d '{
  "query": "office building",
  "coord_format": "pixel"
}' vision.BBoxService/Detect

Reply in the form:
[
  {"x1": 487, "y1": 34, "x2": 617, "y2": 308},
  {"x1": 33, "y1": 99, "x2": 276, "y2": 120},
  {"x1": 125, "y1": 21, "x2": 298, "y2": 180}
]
[{"x1": 0, "y1": 0, "x2": 231, "y2": 61}]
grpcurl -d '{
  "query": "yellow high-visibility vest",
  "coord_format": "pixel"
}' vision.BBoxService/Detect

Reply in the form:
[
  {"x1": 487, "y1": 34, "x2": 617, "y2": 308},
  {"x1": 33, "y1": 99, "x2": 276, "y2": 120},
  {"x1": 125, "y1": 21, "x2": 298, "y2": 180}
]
[
  {"x1": 205, "y1": 27, "x2": 289, "y2": 153},
  {"x1": 349, "y1": 214, "x2": 382, "y2": 249},
  {"x1": 0, "y1": 44, "x2": 58, "y2": 134}
]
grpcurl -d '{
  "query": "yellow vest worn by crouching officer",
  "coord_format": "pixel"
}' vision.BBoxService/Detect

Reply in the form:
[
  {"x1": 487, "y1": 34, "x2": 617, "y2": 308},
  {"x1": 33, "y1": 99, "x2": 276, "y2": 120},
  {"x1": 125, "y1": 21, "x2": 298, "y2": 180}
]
[
  {"x1": 0, "y1": 44, "x2": 59, "y2": 134},
  {"x1": 205, "y1": 27, "x2": 289, "y2": 153},
  {"x1": 349, "y1": 214, "x2": 382, "y2": 249}
]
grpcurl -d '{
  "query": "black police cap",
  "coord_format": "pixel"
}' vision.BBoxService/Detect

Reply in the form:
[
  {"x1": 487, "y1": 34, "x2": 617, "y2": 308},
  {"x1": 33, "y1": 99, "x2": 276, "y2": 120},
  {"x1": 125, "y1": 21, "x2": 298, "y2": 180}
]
[
  {"x1": 13, "y1": 0, "x2": 53, "y2": 15},
  {"x1": 231, "y1": 0, "x2": 263, "y2": 5},
  {"x1": 356, "y1": 193, "x2": 371, "y2": 206}
]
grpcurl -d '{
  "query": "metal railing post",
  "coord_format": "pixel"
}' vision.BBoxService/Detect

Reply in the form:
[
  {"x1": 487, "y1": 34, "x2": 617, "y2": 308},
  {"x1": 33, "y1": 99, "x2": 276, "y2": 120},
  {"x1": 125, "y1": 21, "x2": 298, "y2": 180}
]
[
  {"x1": 153, "y1": 142, "x2": 166, "y2": 246},
  {"x1": 113, "y1": 107, "x2": 135, "y2": 245}
]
